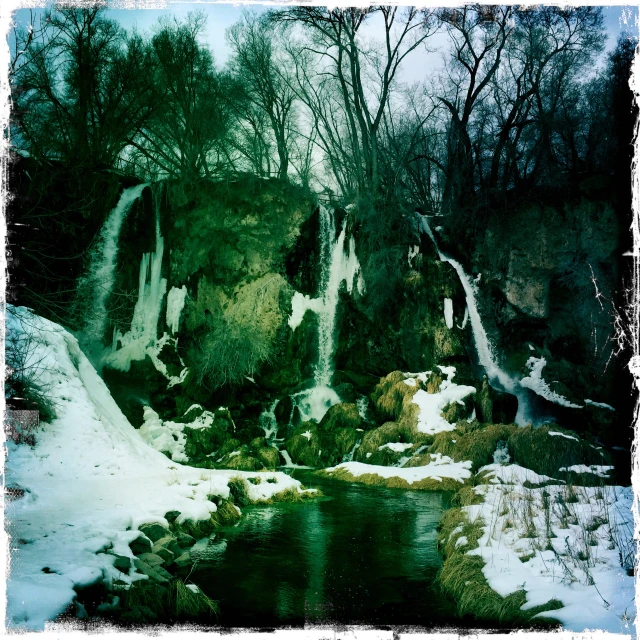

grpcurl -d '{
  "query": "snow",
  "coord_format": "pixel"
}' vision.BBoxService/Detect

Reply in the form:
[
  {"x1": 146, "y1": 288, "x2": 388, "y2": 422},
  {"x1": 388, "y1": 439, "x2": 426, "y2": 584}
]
[
  {"x1": 548, "y1": 430, "x2": 579, "y2": 441},
  {"x1": 520, "y1": 357, "x2": 583, "y2": 409},
  {"x1": 410, "y1": 366, "x2": 476, "y2": 434},
  {"x1": 165, "y1": 285, "x2": 187, "y2": 335},
  {"x1": 444, "y1": 298, "x2": 454, "y2": 329},
  {"x1": 326, "y1": 455, "x2": 472, "y2": 484},
  {"x1": 559, "y1": 465, "x2": 614, "y2": 478},
  {"x1": 302, "y1": 430, "x2": 312, "y2": 441},
  {"x1": 453, "y1": 479, "x2": 635, "y2": 634},
  {"x1": 403, "y1": 377, "x2": 417, "y2": 387},
  {"x1": 378, "y1": 442, "x2": 414, "y2": 453},
  {"x1": 478, "y1": 463, "x2": 562, "y2": 486},
  {"x1": 585, "y1": 399, "x2": 616, "y2": 411},
  {"x1": 5, "y1": 307, "x2": 307, "y2": 630}
]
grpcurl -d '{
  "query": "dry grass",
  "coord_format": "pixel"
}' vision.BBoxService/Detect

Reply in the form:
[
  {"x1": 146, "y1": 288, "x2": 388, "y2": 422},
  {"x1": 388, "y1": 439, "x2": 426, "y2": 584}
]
[
  {"x1": 437, "y1": 507, "x2": 562, "y2": 627},
  {"x1": 317, "y1": 466, "x2": 463, "y2": 491},
  {"x1": 508, "y1": 424, "x2": 608, "y2": 477}
]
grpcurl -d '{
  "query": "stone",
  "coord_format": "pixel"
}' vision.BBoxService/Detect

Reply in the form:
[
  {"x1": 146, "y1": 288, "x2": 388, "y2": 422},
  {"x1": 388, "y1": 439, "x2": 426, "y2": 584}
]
[
  {"x1": 164, "y1": 510, "x2": 180, "y2": 524},
  {"x1": 133, "y1": 558, "x2": 173, "y2": 583},
  {"x1": 152, "y1": 536, "x2": 181, "y2": 561},
  {"x1": 137, "y1": 552, "x2": 165, "y2": 567},
  {"x1": 319, "y1": 402, "x2": 362, "y2": 431},
  {"x1": 139, "y1": 522, "x2": 170, "y2": 543},
  {"x1": 177, "y1": 533, "x2": 196, "y2": 548},
  {"x1": 128, "y1": 535, "x2": 151, "y2": 555},
  {"x1": 174, "y1": 552, "x2": 192, "y2": 569},
  {"x1": 111, "y1": 554, "x2": 131, "y2": 573}
]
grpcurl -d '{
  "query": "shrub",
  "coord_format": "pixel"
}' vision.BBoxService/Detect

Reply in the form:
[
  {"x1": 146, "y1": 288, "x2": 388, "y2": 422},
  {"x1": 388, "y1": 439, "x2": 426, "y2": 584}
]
[
  {"x1": 188, "y1": 313, "x2": 273, "y2": 390},
  {"x1": 5, "y1": 311, "x2": 57, "y2": 426}
]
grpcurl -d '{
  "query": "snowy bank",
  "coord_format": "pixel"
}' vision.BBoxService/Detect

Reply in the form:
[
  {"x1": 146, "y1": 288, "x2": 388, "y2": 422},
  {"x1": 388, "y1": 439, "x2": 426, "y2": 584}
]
[
  {"x1": 5, "y1": 308, "x2": 306, "y2": 630},
  {"x1": 440, "y1": 464, "x2": 635, "y2": 634}
]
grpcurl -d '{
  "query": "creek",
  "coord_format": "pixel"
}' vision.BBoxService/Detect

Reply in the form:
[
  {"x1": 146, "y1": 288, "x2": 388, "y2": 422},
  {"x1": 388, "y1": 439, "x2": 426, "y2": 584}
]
[{"x1": 191, "y1": 472, "x2": 459, "y2": 627}]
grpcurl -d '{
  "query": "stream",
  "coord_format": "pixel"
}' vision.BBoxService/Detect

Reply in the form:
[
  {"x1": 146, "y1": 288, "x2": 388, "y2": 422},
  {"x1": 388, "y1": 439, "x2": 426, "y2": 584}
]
[{"x1": 191, "y1": 471, "x2": 459, "y2": 627}]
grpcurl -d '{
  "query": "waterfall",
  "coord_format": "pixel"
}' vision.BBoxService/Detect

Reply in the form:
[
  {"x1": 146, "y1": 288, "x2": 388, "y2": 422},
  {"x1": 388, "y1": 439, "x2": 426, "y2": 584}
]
[
  {"x1": 105, "y1": 201, "x2": 167, "y2": 372},
  {"x1": 288, "y1": 205, "x2": 364, "y2": 422},
  {"x1": 81, "y1": 184, "x2": 148, "y2": 344},
  {"x1": 419, "y1": 216, "x2": 532, "y2": 425}
]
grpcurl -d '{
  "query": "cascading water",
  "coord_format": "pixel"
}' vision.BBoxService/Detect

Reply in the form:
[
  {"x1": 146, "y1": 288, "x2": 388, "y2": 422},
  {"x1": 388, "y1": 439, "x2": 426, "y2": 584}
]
[
  {"x1": 419, "y1": 216, "x2": 532, "y2": 425},
  {"x1": 80, "y1": 184, "x2": 148, "y2": 353},
  {"x1": 289, "y1": 205, "x2": 364, "y2": 423}
]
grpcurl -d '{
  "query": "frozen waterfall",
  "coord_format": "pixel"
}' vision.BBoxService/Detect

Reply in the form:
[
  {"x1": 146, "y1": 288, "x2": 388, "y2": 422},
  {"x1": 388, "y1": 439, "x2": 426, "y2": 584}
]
[{"x1": 81, "y1": 184, "x2": 148, "y2": 345}]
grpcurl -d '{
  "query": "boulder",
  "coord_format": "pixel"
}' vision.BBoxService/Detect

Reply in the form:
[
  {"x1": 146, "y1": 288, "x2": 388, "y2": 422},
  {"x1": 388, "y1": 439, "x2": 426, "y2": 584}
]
[
  {"x1": 255, "y1": 446, "x2": 280, "y2": 469},
  {"x1": 137, "y1": 552, "x2": 165, "y2": 567},
  {"x1": 133, "y1": 558, "x2": 173, "y2": 583},
  {"x1": 110, "y1": 554, "x2": 131, "y2": 573},
  {"x1": 164, "y1": 510, "x2": 181, "y2": 524},
  {"x1": 319, "y1": 402, "x2": 362, "y2": 431},
  {"x1": 151, "y1": 536, "x2": 181, "y2": 562},
  {"x1": 139, "y1": 522, "x2": 170, "y2": 543},
  {"x1": 177, "y1": 532, "x2": 196, "y2": 548},
  {"x1": 174, "y1": 552, "x2": 192, "y2": 569},
  {"x1": 128, "y1": 535, "x2": 152, "y2": 555}
]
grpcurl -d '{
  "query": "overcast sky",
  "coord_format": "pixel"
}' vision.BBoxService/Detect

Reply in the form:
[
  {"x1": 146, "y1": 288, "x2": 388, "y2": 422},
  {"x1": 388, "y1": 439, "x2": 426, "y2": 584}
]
[{"x1": 10, "y1": 4, "x2": 639, "y2": 86}]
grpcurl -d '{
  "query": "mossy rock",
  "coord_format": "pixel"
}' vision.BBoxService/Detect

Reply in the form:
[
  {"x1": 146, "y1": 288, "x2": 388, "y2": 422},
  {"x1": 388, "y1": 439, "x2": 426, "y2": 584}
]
[
  {"x1": 183, "y1": 423, "x2": 229, "y2": 459},
  {"x1": 429, "y1": 423, "x2": 519, "y2": 472},
  {"x1": 254, "y1": 446, "x2": 280, "y2": 469},
  {"x1": 319, "y1": 402, "x2": 362, "y2": 431},
  {"x1": 285, "y1": 423, "x2": 325, "y2": 467},
  {"x1": 507, "y1": 423, "x2": 608, "y2": 478},
  {"x1": 371, "y1": 372, "x2": 420, "y2": 422},
  {"x1": 441, "y1": 394, "x2": 475, "y2": 423},
  {"x1": 355, "y1": 421, "x2": 416, "y2": 463}
]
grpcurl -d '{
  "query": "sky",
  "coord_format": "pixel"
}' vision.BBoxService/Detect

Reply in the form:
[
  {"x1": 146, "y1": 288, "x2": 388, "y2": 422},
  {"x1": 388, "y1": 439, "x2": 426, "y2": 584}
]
[{"x1": 9, "y1": 4, "x2": 639, "y2": 86}]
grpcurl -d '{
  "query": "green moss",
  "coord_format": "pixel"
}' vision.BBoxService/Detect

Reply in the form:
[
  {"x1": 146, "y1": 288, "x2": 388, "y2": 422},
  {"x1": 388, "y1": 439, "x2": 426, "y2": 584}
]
[
  {"x1": 508, "y1": 424, "x2": 609, "y2": 478},
  {"x1": 319, "y1": 402, "x2": 362, "y2": 431},
  {"x1": 430, "y1": 423, "x2": 519, "y2": 472}
]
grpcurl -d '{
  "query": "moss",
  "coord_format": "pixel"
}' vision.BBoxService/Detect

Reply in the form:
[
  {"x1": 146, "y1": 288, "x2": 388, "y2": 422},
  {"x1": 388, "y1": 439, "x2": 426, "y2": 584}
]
[
  {"x1": 508, "y1": 424, "x2": 608, "y2": 477},
  {"x1": 254, "y1": 446, "x2": 280, "y2": 470},
  {"x1": 354, "y1": 421, "x2": 408, "y2": 462},
  {"x1": 227, "y1": 476, "x2": 251, "y2": 506},
  {"x1": 429, "y1": 423, "x2": 519, "y2": 472},
  {"x1": 319, "y1": 402, "x2": 362, "y2": 431}
]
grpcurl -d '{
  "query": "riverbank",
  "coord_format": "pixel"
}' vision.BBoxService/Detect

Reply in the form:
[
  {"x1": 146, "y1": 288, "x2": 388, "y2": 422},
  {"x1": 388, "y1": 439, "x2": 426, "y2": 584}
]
[{"x1": 4, "y1": 308, "x2": 317, "y2": 629}]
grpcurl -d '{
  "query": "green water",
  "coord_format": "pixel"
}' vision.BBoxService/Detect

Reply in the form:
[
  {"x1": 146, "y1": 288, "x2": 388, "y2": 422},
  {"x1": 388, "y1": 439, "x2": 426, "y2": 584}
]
[{"x1": 192, "y1": 471, "x2": 460, "y2": 627}]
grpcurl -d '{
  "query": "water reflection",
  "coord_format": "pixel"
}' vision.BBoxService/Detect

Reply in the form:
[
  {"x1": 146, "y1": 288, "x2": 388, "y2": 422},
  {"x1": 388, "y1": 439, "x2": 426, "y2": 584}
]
[{"x1": 192, "y1": 472, "x2": 457, "y2": 627}]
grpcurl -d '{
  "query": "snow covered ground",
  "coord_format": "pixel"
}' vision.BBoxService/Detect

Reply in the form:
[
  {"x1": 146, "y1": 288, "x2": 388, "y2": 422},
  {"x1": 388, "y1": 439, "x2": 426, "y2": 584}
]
[
  {"x1": 4, "y1": 308, "x2": 307, "y2": 630},
  {"x1": 449, "y1": 465, "x2": 636, "y2": 634},
  {"x1": 325, "y1": 453, "x2": 473, "y2": 485}
]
